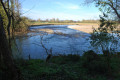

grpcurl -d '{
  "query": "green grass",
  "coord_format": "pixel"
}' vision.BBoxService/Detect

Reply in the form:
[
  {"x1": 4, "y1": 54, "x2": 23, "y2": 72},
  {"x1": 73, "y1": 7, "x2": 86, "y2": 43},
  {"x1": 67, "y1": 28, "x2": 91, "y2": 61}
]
[{"x1": 16, "y1": 52, "x2": 120, "y2": 80}]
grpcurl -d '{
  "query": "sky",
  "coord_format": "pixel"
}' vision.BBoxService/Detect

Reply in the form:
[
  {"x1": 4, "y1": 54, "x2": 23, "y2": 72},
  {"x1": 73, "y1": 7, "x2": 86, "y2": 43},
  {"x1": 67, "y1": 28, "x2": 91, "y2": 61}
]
[{"x1": 20, "y1": 0, "x2": 101, "y2": 21}]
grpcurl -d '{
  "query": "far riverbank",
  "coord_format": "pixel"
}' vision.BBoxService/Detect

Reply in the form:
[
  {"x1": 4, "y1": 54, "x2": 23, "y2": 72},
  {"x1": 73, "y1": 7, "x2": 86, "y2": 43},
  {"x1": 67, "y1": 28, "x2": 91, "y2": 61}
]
[{"x1": 29, "y1": 22, "x2": 99, "y2": 33}]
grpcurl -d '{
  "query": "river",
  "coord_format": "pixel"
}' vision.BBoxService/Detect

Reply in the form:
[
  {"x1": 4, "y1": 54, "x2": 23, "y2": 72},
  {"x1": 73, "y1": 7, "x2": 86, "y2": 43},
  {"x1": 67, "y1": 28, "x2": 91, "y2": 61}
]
[{"x1": 12, "y1": 25, "x2": 107, "y2": 59}]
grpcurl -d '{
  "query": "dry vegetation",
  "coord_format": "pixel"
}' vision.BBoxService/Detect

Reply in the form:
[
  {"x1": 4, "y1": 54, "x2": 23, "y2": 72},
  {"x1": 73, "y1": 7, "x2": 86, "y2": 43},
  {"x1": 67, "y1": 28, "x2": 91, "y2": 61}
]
[
  {"x1": 30, "y1": 22, "x2": 99, "y2": 33},
  {"x1": 68, "y1": 24, "x2": 99, "y2": 33},
  {"x1": 30, "y1": 22, "x2": 98, "y2": 26}
]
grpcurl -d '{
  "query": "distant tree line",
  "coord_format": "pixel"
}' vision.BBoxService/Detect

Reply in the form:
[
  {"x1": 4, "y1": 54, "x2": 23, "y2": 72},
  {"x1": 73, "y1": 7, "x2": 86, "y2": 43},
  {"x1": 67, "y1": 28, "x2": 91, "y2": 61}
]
[{"x1": 35, "y1": 18, "x2": 100, "y2": 23}]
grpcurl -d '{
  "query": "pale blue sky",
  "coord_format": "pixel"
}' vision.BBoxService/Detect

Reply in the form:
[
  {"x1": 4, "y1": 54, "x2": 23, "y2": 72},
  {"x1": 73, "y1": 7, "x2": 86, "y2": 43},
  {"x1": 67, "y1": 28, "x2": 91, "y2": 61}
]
[{"x1": 20, "y1": 0, "x2": 101, "y2": 21}]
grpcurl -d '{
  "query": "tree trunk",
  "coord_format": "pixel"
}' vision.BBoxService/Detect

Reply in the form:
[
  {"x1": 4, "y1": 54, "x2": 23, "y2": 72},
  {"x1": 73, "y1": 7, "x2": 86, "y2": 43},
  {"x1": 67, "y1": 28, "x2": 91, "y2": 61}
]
[{"x1": 0, "y1": 14, "x2": 20, "y2": 80}]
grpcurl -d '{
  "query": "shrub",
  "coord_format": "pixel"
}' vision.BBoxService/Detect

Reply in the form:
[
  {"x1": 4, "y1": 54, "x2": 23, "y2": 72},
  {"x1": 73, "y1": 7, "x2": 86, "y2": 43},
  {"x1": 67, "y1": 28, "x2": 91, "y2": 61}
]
[
  {"x1": 64, "y1": 54, "x2": 80, "y2": 62},
  {"x1": 82, "y1": 50, "x2": 108, "y2": 74},
  {"x1": 50, "y1": 54, "x2": 80, "y2": 64},
  {"x1": 82, "y1": 50, "x2": 100, "y2": 62}
]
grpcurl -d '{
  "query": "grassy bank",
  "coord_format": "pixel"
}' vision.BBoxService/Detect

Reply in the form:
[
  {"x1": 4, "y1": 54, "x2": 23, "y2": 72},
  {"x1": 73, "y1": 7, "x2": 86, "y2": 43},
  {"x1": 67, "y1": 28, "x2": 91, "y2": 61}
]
[{"x1": 15, "y1": 51, "x2": 120, "y2": 80}]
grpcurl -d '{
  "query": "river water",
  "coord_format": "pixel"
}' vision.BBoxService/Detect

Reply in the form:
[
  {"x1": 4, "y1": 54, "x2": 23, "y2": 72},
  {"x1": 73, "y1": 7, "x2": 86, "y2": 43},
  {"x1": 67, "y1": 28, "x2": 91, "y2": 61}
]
[{"x1": 12, "y1": 25, "x2": 102, "y2": 59}]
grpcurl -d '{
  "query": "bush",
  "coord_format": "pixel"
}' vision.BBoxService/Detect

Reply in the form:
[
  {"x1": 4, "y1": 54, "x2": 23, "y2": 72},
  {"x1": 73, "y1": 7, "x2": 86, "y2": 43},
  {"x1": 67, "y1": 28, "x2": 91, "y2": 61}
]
[
  {"x1": 82, "y1": 50, "x2": 100, "y2": 62},
  {"x1": 15, "y1": 16, "x2": 30, "y2": 32},
  {"x1": 64, "y1": 54, "x2": 80, "y2": 62},
  {"x1": 50, "y1": 54, "x2": 80, "y2": 64},
  {"x1": 82, "y1": 50, "x2": 108, "y2": 74}
]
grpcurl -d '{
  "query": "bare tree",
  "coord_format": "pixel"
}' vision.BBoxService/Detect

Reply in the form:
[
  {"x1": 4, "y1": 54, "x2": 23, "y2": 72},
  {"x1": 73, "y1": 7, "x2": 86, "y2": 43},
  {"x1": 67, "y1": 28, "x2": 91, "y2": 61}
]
[{"x1": 0, "y1": 0, "x2": 21, "y2": 80}]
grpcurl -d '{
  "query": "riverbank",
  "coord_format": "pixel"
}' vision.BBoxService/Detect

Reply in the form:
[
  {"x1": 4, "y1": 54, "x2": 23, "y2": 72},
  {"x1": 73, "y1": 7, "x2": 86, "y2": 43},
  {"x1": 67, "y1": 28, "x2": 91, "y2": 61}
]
[
  {"x1": 68, "y1": 24, "x2": 99, "y2": 33},
  {"x1": 16, "y1": 50, "x2": 120, "y2": 80},
  {"x1": 12, "y1": 30, "x2": 30, "y2": 38},
  {"x1": 29, "y1": 23, "x2": 99, "y2": 34},
  {"x1": 13, "y1": 23, "x2": 98, "y2": 36},
  {"x1": 30, "y1": 22, "x2": 98, "y2": 26}
]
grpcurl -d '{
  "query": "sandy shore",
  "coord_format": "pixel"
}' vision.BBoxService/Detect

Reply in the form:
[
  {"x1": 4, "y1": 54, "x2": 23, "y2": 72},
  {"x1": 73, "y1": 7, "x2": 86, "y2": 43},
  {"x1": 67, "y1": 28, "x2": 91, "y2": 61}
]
[{"x1": 68, "y1": 24, "x2": 99, "y2": 33}]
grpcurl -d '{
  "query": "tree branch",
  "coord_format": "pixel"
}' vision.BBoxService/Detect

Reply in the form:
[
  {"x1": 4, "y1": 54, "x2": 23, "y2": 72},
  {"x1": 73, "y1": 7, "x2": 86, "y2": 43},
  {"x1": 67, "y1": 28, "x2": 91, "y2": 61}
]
[{"x1": 107, "y1": 1, "x2": 120, "y2": 19}]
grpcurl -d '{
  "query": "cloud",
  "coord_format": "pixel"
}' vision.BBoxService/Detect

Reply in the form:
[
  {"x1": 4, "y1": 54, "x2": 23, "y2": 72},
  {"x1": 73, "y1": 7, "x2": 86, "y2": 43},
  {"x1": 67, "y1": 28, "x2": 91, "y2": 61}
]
[
  {"x1": 55, "y1": 2, "x2": 80, "y2": 10},
  {"x1": 21, "y1": 8, "x2": 100, "y2": 21},
  {"x1": 67, "y1": 5, "x2": 80, "y2": 9}
]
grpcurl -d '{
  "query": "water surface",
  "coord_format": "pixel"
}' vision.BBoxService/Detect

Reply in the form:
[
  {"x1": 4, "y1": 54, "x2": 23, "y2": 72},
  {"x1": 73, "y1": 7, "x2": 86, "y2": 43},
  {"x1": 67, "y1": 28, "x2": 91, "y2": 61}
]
[{"x1": 12, "y1": 25, "x2": 97, "y2": 59}]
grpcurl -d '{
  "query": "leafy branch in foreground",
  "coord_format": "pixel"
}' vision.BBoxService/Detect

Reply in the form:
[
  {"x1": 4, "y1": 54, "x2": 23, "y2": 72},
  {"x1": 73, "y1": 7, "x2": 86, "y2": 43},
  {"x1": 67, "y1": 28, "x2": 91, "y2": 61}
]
[
  {"x1": 88, "y1": 0, "x2": 120, "y2": 77},
  {"x1": 91, "y1": 13, "x2": 120, "y2": 54}
]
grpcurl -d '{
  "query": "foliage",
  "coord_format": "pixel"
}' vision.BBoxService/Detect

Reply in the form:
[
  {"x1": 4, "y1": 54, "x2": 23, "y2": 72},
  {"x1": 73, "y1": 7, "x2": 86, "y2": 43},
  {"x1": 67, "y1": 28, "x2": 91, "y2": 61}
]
[
  {"x1": 82, "y1": 50, "x2": 108, "y2": 74},
  {"x1": 14, "y1": 16, "x2": 30, "y2": 32},
  {"x1": 35, "y1": 17, "x2": 99, "y2": 23},
  {"x1": 86, "y1": 0, "x2": 120, "y2": 20},
  {"x1": 50, "y1": 54, "x2": 80, "y2": 64},
  {"x1": 0, "y1": 0, "x2": 30, "y2": 33},
  {"x1": 0, "y1": 3, "x2": 8, "y2": 31},
  {"x1": 95, "y1": 0, "x2": 120, "y2": 20},
  {"x1": 90, "y1": 14, "x2": 120, "y2": 53},
  {"x1": 89, "y1": 0, "x2": 120, "y2": 53},
  {"x1": 15, "y1": 51, "x2": 120, "y2": 80},
  {"x1": 87, "y1": 1, "x2": 120, "y2": 77},
  {"x1": 82, "y1": 50, "x2": 100, "y2": 61}
]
